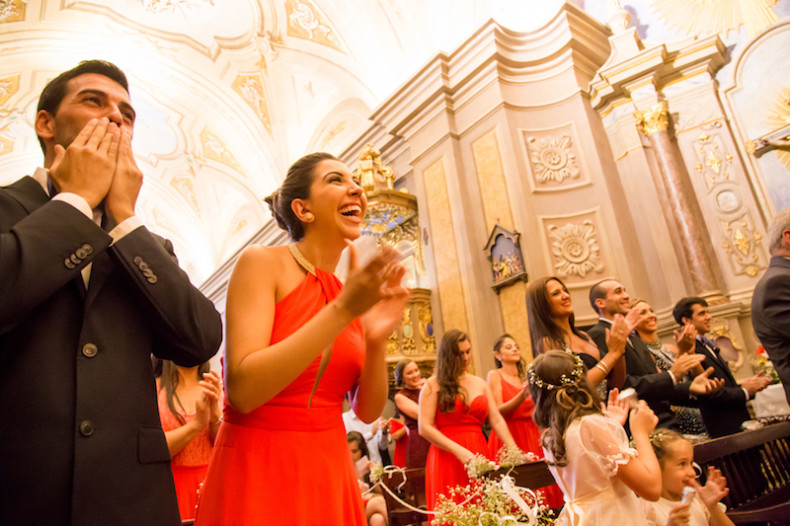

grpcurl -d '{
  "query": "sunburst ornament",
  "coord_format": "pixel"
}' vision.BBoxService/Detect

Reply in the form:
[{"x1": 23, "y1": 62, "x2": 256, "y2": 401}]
[{"x1": 650, "y1": 0, "x2": 779, "y2": 37}]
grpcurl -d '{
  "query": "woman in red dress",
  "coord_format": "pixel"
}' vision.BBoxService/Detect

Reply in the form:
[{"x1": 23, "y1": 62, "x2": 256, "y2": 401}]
[
  {"x1": 486, "y1": 334, "x2": 564, "y2": 509},
  {"x1": 195, "y1": 152, "x2": 409, "y2": 525},
  {"x1": 154, "y1": 359, "x2": 222, "y2": 521},
  {"x1": 419, "y1": 329, "x2": 519, "y2": 510}
]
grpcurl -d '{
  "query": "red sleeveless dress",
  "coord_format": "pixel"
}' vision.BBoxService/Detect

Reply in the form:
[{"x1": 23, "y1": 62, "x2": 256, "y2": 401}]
[
  {"x1": 195, "y1": 268, "x2": 367, "y2": 525},
  {"x1": 425, "y1": 394, "x2": 490, "y2": 510},
  {"x1": 487, "y1": 370, "x2": 564, "y2": 509}
]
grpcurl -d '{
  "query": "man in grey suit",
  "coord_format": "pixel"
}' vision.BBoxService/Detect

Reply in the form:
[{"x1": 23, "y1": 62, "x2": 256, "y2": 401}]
[
  {"x1": 752, "y1": 208, "x2": 790, "y2": 406},
  {"x1": 0, "y1": 60, "x2": 222, "y2": 524}
]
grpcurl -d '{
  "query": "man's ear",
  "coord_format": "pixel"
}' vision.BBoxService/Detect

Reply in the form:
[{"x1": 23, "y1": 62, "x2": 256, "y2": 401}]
[
  {"x1": 291, "y1": 199, "x2": 314, "y2": 223},
  {"x1": 34, "y1": 110, "x2": 55, "y2": 142},
  {"x1": 594, "y1": 298, "x2": 605, "y2": 313}
]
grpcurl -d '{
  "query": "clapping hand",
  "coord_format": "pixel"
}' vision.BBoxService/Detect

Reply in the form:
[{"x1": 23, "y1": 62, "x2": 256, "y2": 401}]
[
  {"x1": 692, "y1": 466, "x2": 730, "y2": 510},
  {"x1": 673, "y1": 323, "x2": 698, "y2": 355},
  {"x1": 603, "y1": 388, "x2": 630, "y2": 426},
  {"x1": 689, "y1": 367, "x2": 725, "y2": 395},
  {"x1": 605, "y1": 314, "x2": 629, "y2": 357}
]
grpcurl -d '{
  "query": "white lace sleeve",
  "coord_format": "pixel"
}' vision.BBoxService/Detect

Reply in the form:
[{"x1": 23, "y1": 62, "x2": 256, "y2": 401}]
[{"x1": 577, "y1": 414, "x2": 637, "y2": 477}]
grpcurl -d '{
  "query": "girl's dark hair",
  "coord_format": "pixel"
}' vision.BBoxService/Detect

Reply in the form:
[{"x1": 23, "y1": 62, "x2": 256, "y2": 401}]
[
  {"x1": 527, "y1": 276, "x2": 586, "y2": 355},
  {"x1": 649, "y1": 428, "x2": 686, "y2": 466},
  {"x1": 346, "y1": 431, "x2": 369, "y2": 458},
  {"x1": 493, "y1": 333, "x2": 526, "y2": 381},
  {"x1": 530, "y1": 351, "x2": 600, "y2": 467},
  {"x1": 393, "y1": 358, "x2": 415, "y2": 388},
  {"x1": 436, "y1": 329, "x2": 469, "y2": 412},
  {"x1": 264, "y1": 152, "x2": 337, "y2": 241},
  {"x1": 152, "y1": 357, "x2": 211, "y2": 425}
]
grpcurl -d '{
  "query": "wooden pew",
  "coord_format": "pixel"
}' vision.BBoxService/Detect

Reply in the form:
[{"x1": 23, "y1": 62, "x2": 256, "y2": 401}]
[
  {"x1": 693, "y1": 421, "x2": 790, "y2": 523},
  {"x1": 380, "y1": 467, "x2": 428, "y2": 526}
]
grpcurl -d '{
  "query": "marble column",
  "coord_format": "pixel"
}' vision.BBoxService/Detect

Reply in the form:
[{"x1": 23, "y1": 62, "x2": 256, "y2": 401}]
[{"x1": 635, "y1": 101, "x2": 723, "y2": 298}]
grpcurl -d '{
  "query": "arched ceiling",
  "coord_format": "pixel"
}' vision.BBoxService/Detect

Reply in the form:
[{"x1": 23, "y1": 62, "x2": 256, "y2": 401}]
[{"x1": 1, "y1": 0, "x2": 788, "y2": 283}]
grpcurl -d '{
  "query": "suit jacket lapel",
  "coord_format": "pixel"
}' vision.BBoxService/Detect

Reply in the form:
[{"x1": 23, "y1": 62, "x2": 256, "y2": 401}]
[{"x1": 84, "y1": 250, "x2": 113, "y2": 309}]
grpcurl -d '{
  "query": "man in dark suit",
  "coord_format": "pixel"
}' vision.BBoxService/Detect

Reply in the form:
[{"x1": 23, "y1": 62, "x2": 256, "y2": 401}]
[
  {"x1": 0, "y1": 60, "x2": 222, "y2": 524},
  {"x1": 752, "y1": 209, "x2": 790, "y2": 406},
  {"x1": 673, "y1": 297, "x2": 770, "y2": 437},
  {"x1": 587, "y1": 279, "x2": 719, "y2": 430}
]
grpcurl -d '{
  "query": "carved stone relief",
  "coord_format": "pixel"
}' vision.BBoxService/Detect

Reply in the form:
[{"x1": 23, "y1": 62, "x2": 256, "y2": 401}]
[
  {"x1": 693, "y1": 127, "x2": 735, "y2": 189},
  {"x1": 231, "y1": 73, "x2": 272, "y2": 134},
  {"x1": 544, "y1": 215, "x2": 606, "y2": 281},
  {"x1": 0, "y1": 0, "x2": 26, "y2": 23},
  {"x1": 285, "y1": 0, "x2": 345, "y2": 52},
  {"x1": 200, "y1": 126, "x2": 244, "y2": 174},
  {"x1": 524, "y1": 133, "x2": 581, "y2": 187}
]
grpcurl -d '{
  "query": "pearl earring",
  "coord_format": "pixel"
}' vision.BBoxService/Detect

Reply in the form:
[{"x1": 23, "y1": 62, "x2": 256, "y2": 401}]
[{"x1": 305, "y1": 213, "x2": 313, "y2": 220}]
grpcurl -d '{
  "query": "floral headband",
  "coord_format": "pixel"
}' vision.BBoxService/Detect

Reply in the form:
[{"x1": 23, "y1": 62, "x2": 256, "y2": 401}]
[{"x1": 527, "y1": 352, "x2": 585, "y2": 390}]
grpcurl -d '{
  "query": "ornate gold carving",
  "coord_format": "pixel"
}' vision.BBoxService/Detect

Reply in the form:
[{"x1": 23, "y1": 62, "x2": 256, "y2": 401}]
[
  {"x1": 547, "y1": 220, "x2": 605, "y2": 278},
  {"x1": 709, "y1": 317, "x2": 745, "y2": 372},
  {"x1": 650, "y1": 0, "x2": 779, "y2": 37},
  {"x1": 200, "y1": 127, "x2": 243, "y2": 174},
  {"x1": 169, "y1": 171, "x2": 199, "y2": 214},
  {"x1": 721, "y1": 216, "x2": 764, "y2": 277},
  {"x1": 766, "y1": 87, "x2": 790, "y2": 172},
  {"x1": 634, "y1": 101, "x2": 669, "y2": 136},
  {"x1": 693, "y1": 132, "x2": 733, "y2": 188},
  {"x1": 526, "y1": 135, "x2": 579, "y2": 184},
  {"x1": 285, "y1": 0, "x2": 344, "y2": 53},
  {"x1": 231, "y1": 73, "x2": 272, "y2": 134},
  {"x1": 317, "y1": 120, "x2": 346, "y2": 149},
  {"x1": 354, "y1": 144, "x2": 395, "y2": 193},
  {"x1": 0, "y1": 0, "x2": 26, "y2": 23}
]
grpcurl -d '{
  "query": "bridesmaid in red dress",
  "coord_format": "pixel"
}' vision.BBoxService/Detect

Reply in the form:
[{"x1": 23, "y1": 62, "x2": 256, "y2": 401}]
[
  {"x1": 419, "y1": 329, "x2": 519, "y2": 510},
  {"x1": 195, "y1": 153, "x2": 409, "y2": 525},
  {"x1": 154, "y1": 359, "x2": 222, "y2": 521},
  {"x1": 486, "y1": 334, "x2": 564, "y2": 509}
]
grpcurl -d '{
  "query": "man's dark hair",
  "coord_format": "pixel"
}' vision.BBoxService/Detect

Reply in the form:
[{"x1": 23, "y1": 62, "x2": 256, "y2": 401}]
[
  {"x1": 36, "y1": 60, "x2": 129, "y2": 152},
  {"x1": 588, "y1": 278, "x2": 613, "y2": 313},
  {"x1": 672, "y1": 296, "x2": 708, "y2": 325}
]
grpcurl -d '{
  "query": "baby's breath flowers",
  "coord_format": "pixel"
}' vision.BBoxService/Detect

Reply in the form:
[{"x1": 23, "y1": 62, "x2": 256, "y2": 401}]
[
  {"x1": 496, "y1": 445, "x2": 536, "y2": 467},
  {"x1": 465, "y1": 453, "x2": 498, "y2": 479}
]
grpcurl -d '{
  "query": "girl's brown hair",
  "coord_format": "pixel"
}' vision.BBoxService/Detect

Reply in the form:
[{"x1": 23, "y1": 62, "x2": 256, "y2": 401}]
[{"x1": 436, "y1": 329, "x2": 469, "y2": 412}]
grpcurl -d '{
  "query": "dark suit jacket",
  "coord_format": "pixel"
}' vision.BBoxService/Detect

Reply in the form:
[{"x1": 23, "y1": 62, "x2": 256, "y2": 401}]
[
  {"x1": 752, "y1": 256, "x2": 790, "y2": 406},
  {"x1": 0, "y1": 176, "x2": 222, "y2": 525},
  {"x1": 694, "y1": 338, "x2": 750, "y2": 437},
  {"x1": 588, "y1": 319, "x2": 690, "y2": 430}
]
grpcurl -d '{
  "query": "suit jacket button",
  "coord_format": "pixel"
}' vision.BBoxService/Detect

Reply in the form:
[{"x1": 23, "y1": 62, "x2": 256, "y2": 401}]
[
  {"x1": 133, "y1": 256, "x2": 143, "y2": 265},
  {"x1": 147, "y1": 275, "x2": 158, "y2": 284},
  {"x1": 64, "y1": 258, "x2": 76, "y2": 270},
  {"x1": 70, "y1": 254, "x2": 81, "y2": 264},
  {"x1": 79, "y1": 420, "x2": 95, "y2": 437},
  {"x1": 82, "y1": 343, "x2": 98, "y2": 358},
  {"x1": 76, "y1": 248, "x2": 88, "y2": 259}
]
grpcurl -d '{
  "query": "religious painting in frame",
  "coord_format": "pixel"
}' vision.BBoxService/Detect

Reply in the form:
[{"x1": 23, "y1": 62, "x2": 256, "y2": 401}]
[{"x1": 483, "y1": 224, "x2": 527, "y2": 293}]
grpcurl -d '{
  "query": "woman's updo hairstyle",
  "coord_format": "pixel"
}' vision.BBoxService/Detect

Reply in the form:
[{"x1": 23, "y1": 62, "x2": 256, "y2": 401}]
[
  {"x1": 264, "y1": 152, "x2": 337, "y2": 241},
  {"x1": 393, "y1": 358, "x2": 414, "y2": 388}
]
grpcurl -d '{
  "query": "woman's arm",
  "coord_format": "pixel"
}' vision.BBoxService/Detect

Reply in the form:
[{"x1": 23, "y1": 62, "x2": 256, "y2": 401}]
[
  {"x1": 487, "y1": 369, "x2": 525, "y2": 417},
  {"x1": 394, "y1": 392, "x2": 419, "y2": 420},
  {"x1": 485, "y1": 380, "x2": 517, "y2": 449},
  {"x1": 418, "y1": 378, "x2": 474, "y2": 464},
  {"x1": 226, "y1": 245, "x2": 400, "y2": 413}
]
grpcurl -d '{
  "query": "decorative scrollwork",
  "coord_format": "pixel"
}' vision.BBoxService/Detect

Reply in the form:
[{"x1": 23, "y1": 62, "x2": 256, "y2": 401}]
[
  {"x1": 547, "y1": 220, "x2": 604, "y2": 278},
  {"x1": 526, "y1": 135, "x2": 579, "y2": 184},
  {"x1": 721, "y1": 216, "x2": 764, "y2": 277}
]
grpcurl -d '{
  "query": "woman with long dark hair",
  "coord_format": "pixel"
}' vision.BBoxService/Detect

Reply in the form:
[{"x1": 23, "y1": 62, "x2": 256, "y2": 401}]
[
  {"x1": 153, "y1": 358, "x2": 221, "y2": 521},
  {"x1": 419, "y1": 329, "x2": 519, "y2": 510},
  {"x1": 195, "y1": 152, "x2": 409, "y2": 525},
  {"x1": 527, "y1": 276, "x2": 628, "y2": 389}
]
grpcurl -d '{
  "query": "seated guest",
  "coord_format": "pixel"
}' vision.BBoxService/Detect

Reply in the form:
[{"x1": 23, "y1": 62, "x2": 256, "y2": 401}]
[
  {"x1": 347, "y1": 432, "x2": 388, "y2": 526},
  {"x1": 343, "y1": 405, "x2": 390, "y2": 466},
  {"x1": 630, "y1": 299, "x2": 709, "y2": 438},
  {"x1": 588, "y1": 279, "x2": 722, "y2": 430},
  {"x1": 527, "y1": 276, "x2": 628, "y2": 391},
  {"x1": 751, "y1": 208, "x2": 790, "y2": 406},
  {"x1": 486, "y1": 334, "x2": 564, "y2": 508},
  {"x1": 393, "y1": 358, "x2": 430, "y2": 468},
  {"x1": 154, "y1": 358, "x2": 222, "y2": 520},
  {"x1": 673, "y1": 297, "x2": 771, "y2": 437}
]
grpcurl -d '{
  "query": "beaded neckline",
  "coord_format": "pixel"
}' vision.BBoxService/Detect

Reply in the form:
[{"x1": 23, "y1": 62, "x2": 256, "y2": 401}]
[{"x1": 288, "y1": 244, "x2": 316, "y2": 276}]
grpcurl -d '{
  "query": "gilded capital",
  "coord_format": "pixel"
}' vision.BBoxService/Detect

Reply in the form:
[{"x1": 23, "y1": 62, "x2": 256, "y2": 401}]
[{"x1": 634, "y1": 101, "x2": 670, "y2": 136}]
